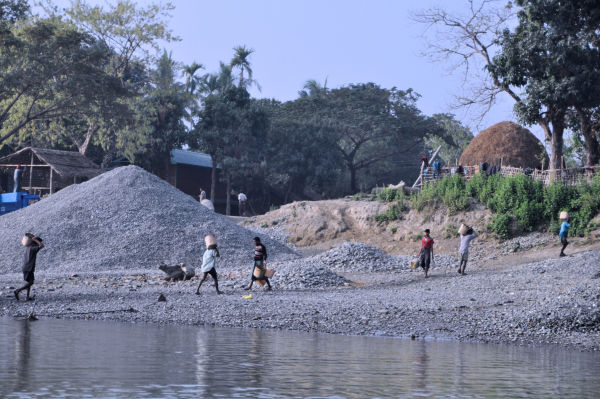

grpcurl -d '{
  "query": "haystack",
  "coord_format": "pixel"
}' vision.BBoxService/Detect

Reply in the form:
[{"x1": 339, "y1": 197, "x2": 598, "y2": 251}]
[{"x1": 459, "y1": 121, "x2": 548, "y2": 169}]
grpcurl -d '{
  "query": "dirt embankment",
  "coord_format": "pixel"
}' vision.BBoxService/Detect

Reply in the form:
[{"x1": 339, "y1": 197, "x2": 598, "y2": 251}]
[
  {"x1": 244, "y1": 198, "x2": 494, "y2": 255},
  {"x1": 244, "y1": 197, "x2": 600, "y2": 264}
]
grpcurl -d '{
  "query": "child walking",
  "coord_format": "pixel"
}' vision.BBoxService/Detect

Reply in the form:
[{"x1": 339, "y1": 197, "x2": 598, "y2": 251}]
[
  {"x1": 559, "y1": 215, "x2": 571, "y2": 257},
  {"x1": 14, "y1": 233, "x2": 44, "y2": 301},
  {"x1": 195, "y1": 234, "x2": 223, "y2": 295}
]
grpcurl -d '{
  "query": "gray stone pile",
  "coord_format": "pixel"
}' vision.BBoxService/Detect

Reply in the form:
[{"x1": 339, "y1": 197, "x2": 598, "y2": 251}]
[
  {"x1": 0, "y1": 166, "x2": 297, "y2": 274},
  {"x1": 308, "y1": 241, "x2": 460, "y2": 272},
  {"x1": 270, "y1": 259, "x2": 350, "y2": 290},
  {"x1": 315, "y1": 242, "x2": 408, "y2": 272}
]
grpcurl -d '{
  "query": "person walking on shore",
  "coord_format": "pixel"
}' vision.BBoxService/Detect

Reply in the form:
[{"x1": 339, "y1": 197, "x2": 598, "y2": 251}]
[
  {"x1": 195, "y1": 234, "x2": 223, "y2": 295},
  {"x1": 14, "y1": 233, "x2": 44, "y2": 301},
  {"x1": 245, "y1": 236, "x2": 272, "y2": 290},
  {"x1": 559, "y1": 216, "x2": 571, "y2": 257},
  {"x1": 419, "y1": 229, "x2": 434, "y2": 278},
  {"x1": 458, "y1": 225, "x2": 478, "y2": 275}
]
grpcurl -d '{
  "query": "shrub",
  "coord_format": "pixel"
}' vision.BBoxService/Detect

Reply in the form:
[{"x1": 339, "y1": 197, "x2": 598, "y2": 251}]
[
  {"x1": 390, "y1": 226, "x2": 397, "y2": 234},
  {"x1": 377, "y1": 188, "x2": 404, "y2": 203},
  {"x1": 374, "y1": 203, "x2": 404, "y2": 222},
  {"x1": 488, "y1": 213, "x2": 512, "y2": 239}
]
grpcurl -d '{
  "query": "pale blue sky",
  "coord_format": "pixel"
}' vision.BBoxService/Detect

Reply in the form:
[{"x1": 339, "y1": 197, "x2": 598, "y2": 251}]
[{"x1": 48, "y1": 0, "x2": 534, "y2": 139}]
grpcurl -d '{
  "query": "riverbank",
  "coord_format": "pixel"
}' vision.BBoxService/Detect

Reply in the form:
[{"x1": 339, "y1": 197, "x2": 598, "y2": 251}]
[{"x1": 2, "y1": 244, "x2": 598, "y2": 352}]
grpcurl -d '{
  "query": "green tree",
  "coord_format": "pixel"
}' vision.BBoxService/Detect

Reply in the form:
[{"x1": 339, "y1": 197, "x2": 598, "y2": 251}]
[
  {"x1": 37, "y1": 0, "x2": 179, "y2": 156},
  {"x1": 0, "y1": 15, "x2": 126, "y2": 150},
  {"x1": 118, "y1": 51, "x2": 188, "y2": 174},
  {"x1": 230, "y1": 45, "x2": 260, "y2": 90}
]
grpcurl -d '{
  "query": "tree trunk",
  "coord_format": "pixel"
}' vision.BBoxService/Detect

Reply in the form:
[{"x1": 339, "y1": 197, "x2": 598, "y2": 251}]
[
  {"x1": 210, "y1": 156, "x2": 217, "y2": 204},
  {"x1": 349, "y1": 164, "x2": 357, "y2": 194},
  {"x1": 226, "y1": 173, "x2": 231, "y2": 216},
  {"x1": 77, "y1": 123, "x2": 98, "y2": 156},
  {"x1": 576, "y1": 107, "x2": 600, "y2": 166},
  {"x1": 550, "y1": 111, "x2": 566, "y2": 172}
]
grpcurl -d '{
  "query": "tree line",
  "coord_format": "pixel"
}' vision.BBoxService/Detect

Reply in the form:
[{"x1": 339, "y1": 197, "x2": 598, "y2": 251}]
[{"x1": 0, "y1": 0, "x2": 473, "y2": 213}]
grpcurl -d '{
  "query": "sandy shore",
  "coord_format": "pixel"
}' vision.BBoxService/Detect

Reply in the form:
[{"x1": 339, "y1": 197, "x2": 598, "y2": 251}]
[{"x1": 2, "y1": 246, "x2": 599, "y2": 352}]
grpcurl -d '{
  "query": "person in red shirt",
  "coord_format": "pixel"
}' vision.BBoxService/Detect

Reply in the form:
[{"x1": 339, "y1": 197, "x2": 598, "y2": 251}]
[{"x1": 419, "y1": 229, "x2": 434, "y2": 278}]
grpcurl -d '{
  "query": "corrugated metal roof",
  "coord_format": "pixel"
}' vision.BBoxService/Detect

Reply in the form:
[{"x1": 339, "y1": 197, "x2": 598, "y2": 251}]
[{"x1": 170, "y1": 149, "x2": 214, "y2": 168}]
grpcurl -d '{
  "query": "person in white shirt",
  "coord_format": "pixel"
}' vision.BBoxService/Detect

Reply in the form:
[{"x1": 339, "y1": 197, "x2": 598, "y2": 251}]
[
  {"x1": 238, "y1": 192, "x2": 248, "y2": 216},
  {"x1": 458, "y1": 226, "x2": 478, "y2": 275}
]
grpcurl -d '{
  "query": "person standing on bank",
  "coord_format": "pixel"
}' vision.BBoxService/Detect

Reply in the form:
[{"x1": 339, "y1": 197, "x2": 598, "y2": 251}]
[
  {"x1": 458, "y1": 225, "x2": 478, "y2": 275},
  {"x1": 14, "y1": 233, "x2": 44, "y2": 301},
  {"x1": 13, "y1": 165, "x2": 22, "y2": 192},
  {"x1": 195, "y1": 234, "x2": 223, "y2": 295},
  {"x1": 199, "y1": 188, "x2": 207, "y2": 201},
  {"x1": 245, "y1": 237, "x2": 272, "y2": 291},
  {"x1": 559, "y1": 216, "x2": 571, "y2": 257},
  {"x1": 238, "y1": 192, "x2": 248, "y2": 216},
  {"x1": 419, "y1": 229, "x2": 434, "y2": 278}
]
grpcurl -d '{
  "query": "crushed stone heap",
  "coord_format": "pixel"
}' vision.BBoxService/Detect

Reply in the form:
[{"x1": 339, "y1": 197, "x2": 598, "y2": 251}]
[
  {"x1": 315, "y1": 242, "x2": 410, "y2": 272},
  {"x1": 0, "y1": 166, "x2": 297, "y2": 274}
]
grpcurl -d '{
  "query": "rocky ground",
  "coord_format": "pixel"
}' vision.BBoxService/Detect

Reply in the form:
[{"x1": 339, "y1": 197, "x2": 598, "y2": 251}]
[{"x1": 1, "y1": 243, "x2": 598, "y2": 352}]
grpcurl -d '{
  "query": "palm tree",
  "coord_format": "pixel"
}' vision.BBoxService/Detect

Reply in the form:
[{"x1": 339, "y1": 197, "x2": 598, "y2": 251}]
[
  {"x1": 183, "y1": 62, "x2": 204, "y2": 95},
  {"x1": 230, "y1": 45, "x2": 257, "y2": 89},
  {"x1": 298, "y1": 78, "x2": 328, "y2": 97}
]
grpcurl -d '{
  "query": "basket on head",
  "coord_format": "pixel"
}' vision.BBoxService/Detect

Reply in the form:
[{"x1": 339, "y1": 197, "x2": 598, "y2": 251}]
[
  {"x1": 559, "y1": 211, "x2": 569, "y2": 221},
  {"x1": 458, "y1": 224, "x2": 469, "y2": 236},
  {"x1": 205, "y1": 234, "x2": 217, "y2": 247},
  {"x1": 22, "y1": 235, "x2": 32, "y2": 246}
]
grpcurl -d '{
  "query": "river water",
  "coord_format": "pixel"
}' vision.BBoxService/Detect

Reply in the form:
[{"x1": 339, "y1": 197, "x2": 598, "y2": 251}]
[{"x1": 1, "y1": 317, "x2": 599, "y2": 398}]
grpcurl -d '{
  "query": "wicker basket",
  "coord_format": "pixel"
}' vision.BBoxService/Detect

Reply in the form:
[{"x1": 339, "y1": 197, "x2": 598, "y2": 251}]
[
  {"x1": 458, "y1": 224, "x2": 469, "y2": 235},
  {"x1": 559, "y1": 211, "x2": 569, "y2": 220}
]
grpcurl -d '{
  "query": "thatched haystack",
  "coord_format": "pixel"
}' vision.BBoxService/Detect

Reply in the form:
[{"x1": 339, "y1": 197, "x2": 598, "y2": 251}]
[{"x1": 459, "y1": 121, "x2": 548, "y2": 169}]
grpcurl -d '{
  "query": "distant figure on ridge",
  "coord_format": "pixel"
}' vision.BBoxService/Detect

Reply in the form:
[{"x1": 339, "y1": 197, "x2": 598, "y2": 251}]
[
  {"x1": 238, "y1": 192, "x2": 248, "y2": 216},
  {"x1": 559, "y1": 213, "x2": 571, "y2": 257},
  {"x1": 432, "y1": 159, "x2": 441, "y2": 178},
  {"x1": 14, "y1": 233, "x2": 44, "y2": 301},
  {"x1": 13, "y1": 165, "x2": 22, "y2": 192},
  {"x1": 245, "y1": 236, "x2": 272, "y2": 291},
  {"x1": 419, "y1": 229, "x2": 434, "y2": 278},
  {"x1": 195, "y1": 234, "x2": 223, "y2": 295},
  {"x1": 458, "y1": 224, "x2": 478, "y2": 275}
]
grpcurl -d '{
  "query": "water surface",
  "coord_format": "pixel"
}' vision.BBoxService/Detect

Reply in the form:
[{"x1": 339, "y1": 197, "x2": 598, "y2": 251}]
[{"x1": 0, "y1": 317, "x2": 598, "y2": 398}]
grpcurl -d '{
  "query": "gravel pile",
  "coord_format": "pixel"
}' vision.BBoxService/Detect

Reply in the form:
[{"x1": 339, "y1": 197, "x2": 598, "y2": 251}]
[
  {"x1": 315, "y1": 242, "x2": 407, "y2": 272},
  {"x1": 0, "y1": 166, "x2": 297, "y2": 274},
  {"x1": 270, "y1": 259, "x2": 350, "y2": 290},
  {"x1": 310, "y1": 242, "x2": 460, "y2": 272}
]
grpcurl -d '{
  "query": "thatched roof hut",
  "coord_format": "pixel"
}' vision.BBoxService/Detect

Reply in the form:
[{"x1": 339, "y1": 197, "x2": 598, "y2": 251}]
[
  {"x1": 459, "y1": 121, "x2": 549, "y2": 169},
  {"x1": 0, "y1": 147, "x2": 101, "y2": 194}
]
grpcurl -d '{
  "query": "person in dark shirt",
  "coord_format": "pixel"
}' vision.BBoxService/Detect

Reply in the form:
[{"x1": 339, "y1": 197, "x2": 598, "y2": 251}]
[
  {"x1": 14, "y1": 233, "x2": 44, "y2": 301},
  {"x1": 244, "y1": 236, "x2": 272, "y2": 291}
]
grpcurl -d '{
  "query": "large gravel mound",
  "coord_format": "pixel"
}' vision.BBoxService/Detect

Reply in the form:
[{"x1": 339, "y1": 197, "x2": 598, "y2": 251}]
[{"x1": 0, "y1": 166, "x2": 297, "y2": 274}]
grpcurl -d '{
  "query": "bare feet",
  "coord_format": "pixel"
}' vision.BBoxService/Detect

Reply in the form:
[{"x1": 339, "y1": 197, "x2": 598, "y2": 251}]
[
  {"x1": 244, "y1": 285, "x2": 251, "y2": 290},
  {"x1": 195, "y1": 291, "x2": 200, "y2": 295},
  {"x1": 25, "y1": 296, "x2": 34, "y2": 302},
  {"x1": 266, "y1": 287, "x2": 272, "y2": 291},
  {"x1": 559, "y1": 253, "x2": 566, "y2": 257},
  {"x1": 216, "y1": 290, "x2": 224, "y2": 295},
  {"x1": 13, "y1": 290, "x2": 19, "y2": 301}
]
